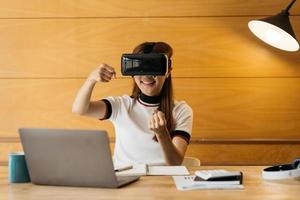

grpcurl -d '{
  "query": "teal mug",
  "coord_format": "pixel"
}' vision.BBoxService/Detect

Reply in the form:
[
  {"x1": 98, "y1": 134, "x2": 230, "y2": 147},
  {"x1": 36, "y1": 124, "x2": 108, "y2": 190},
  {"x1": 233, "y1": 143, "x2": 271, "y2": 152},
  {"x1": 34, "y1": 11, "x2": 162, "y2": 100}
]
[{"x1": 8, "y1": 152, "x2": 31, "y2": 183}]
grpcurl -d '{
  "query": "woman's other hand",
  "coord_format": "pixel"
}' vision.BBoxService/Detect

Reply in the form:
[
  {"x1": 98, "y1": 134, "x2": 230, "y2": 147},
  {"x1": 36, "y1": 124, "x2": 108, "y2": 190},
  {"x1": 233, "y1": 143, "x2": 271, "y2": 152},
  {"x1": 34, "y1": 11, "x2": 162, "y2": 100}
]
[{"x1": 149, "y1": 110, "x2": 169, "y2": 136}]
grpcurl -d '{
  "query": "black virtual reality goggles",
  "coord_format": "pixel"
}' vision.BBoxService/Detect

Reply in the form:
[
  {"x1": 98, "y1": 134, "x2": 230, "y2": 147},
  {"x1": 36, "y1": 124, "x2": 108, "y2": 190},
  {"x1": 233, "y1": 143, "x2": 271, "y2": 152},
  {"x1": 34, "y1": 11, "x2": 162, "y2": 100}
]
[{"x1": 121, "y1": 53, "x2": 170, "y2": 76}]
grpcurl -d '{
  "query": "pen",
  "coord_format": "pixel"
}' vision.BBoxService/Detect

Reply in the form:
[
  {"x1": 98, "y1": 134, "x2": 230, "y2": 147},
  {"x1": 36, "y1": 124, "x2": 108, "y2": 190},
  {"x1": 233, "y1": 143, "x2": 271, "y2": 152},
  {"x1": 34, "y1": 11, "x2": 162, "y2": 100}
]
[{"x1": 114, "y1": 165, "x2": 133, "y2": 172}]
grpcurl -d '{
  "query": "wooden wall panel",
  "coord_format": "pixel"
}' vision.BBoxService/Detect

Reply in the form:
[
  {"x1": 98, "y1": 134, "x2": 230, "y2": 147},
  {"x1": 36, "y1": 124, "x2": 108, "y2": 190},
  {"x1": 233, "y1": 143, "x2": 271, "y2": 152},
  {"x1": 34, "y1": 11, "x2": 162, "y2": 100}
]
[
  {"x1": 1, "y1": 0, "x2": 300, "y2": 166},
  {"x1": 0, "y1": 79, "x2": 300, "y2": 139},
  {"x1": 186, "y1": 143, "x2": 300, "y2": 165},
  {"x1": 0, "y1": 141, "x2": 116, "y2": 166},
  {"x1": 179, "y1": 78, "x2": 300, "y2": 139},
  {"x1": 1, "y1": 140, "x2": 299, "y2": 166},
  {"x1": 0, "y1": 79, "x2": 130, "y2": 138},
  {"x1": 0, "y1": 143, "x2": 22, "y2": 165},
  {"x1": 0, "y1": 0, "x2": 299, "y2": 17},
  {"x1": 0, "y1": 17, "x2": 300, "y2": 78}
]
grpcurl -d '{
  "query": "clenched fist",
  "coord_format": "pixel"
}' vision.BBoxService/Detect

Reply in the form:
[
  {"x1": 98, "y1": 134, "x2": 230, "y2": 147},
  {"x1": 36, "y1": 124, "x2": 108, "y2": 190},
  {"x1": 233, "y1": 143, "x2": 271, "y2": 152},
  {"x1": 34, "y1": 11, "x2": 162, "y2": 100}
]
[
  {"x1": 149, "y1": 110, "x2": 169, "y2": 136},
  {"x1": 88, "y1": 64, "x2": 116, "y2": 83}
]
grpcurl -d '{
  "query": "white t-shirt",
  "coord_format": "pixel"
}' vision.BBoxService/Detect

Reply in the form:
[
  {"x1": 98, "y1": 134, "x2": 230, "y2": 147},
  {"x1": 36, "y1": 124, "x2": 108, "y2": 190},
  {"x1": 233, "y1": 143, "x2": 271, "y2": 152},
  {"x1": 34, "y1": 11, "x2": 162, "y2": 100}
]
[{"x1": 102, "y1": 95, "x2": 193, "y2": 166}]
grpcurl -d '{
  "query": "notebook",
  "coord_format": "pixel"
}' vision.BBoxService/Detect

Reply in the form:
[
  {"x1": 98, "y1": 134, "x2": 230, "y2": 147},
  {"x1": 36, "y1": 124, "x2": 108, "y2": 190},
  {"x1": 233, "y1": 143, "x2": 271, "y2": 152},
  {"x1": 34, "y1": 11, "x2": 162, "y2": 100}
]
[{"x1": 116, "y1": 164, "x2": 189, "y2": 176}]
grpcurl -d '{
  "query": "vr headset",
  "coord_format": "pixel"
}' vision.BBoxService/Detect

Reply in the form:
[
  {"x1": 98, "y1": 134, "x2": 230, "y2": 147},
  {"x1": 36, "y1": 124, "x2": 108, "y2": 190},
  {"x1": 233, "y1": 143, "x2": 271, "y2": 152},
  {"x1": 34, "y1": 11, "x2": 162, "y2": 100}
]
[
  {"x1": 121, "y1": 53, "x2": 169, "y2": 76},
  {"x1": 121, "y1": 42, "x2": 170, "y2": 76}
]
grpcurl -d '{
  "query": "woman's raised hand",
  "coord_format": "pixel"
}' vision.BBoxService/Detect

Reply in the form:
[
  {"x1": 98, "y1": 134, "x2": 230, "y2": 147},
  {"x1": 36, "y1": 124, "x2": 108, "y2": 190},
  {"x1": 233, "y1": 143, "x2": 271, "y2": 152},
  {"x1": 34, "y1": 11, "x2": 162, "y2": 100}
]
[{"x1": 88, "y1": 64, "x2": 116, "y2": 83}]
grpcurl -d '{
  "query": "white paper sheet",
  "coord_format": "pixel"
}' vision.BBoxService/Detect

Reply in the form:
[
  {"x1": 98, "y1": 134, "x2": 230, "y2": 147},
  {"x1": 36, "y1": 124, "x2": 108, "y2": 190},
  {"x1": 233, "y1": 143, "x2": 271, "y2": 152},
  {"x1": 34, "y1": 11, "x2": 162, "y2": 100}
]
[
  {"x1": 148, "y1": 166, "x2": 190, "y2": 176},
  {"x1": 116, "y1": 165, "x2": 189, "y2": 176}
]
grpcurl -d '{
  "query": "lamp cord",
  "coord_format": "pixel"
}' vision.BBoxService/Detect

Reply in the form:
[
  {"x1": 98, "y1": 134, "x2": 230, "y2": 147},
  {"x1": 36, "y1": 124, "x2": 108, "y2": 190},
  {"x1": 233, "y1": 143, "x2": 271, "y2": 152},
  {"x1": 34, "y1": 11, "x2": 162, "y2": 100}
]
[{"x1": 286, "y1": 0, "x2": 297, "y2": 12}]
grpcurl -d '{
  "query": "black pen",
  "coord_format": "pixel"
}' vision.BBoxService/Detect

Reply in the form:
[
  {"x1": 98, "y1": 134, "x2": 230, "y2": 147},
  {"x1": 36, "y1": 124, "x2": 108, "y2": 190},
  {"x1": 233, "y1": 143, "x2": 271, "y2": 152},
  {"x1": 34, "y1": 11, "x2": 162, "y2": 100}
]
[{"x1": 114, "y1": 165, "x2": 133, "y2": 172}]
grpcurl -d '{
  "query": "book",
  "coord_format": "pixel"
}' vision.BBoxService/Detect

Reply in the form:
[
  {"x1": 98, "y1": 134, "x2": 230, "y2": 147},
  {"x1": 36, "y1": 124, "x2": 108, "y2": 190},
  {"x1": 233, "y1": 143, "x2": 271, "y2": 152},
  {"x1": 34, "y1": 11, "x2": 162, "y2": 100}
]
[
  {"x1": 194, "y1": 170, "x2": 243, "y2": 185},
  {"x1": 193, "y1": 175, "x2": 242, "y2": 185},
  {"x1": 173, "y1": 175, "x2": 244, "y2": 191},
  {"x1": 195, "y1": 169, "x2": 242, "y2": 181},
  {"x1": 116, "y1": 164, "x2": 190, "y2": 176}
]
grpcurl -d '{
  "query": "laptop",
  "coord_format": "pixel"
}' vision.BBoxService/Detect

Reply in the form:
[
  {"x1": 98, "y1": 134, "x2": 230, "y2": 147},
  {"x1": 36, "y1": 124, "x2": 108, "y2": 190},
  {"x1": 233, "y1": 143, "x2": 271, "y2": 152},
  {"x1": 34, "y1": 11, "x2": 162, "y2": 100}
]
[{"x1": 19, "y1": 128, "x2": 140, "y2": 188}]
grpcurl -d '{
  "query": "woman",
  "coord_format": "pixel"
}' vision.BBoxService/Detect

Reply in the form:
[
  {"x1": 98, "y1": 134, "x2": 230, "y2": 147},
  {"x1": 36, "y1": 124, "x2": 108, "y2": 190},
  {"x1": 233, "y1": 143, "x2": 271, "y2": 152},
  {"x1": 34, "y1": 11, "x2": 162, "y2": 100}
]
[{"x1": 72, "y1": 42, "x2": 193, "y2": 166}]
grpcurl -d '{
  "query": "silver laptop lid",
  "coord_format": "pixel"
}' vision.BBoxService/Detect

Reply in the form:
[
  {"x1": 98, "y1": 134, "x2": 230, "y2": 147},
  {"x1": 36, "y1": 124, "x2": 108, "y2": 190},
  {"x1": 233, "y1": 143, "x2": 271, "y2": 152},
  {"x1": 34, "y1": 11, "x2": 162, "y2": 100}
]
[{"x1": 19, "y1": 128, "x2": 119, "y2": 188}]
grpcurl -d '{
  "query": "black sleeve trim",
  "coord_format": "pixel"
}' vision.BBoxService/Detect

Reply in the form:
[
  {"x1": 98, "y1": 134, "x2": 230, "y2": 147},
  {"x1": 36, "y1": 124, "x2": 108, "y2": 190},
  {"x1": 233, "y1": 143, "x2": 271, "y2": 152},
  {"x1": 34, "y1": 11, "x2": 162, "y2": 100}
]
[
  {"x1": 99, "y1": 99, "x2": 112, "y2": 120},
  {"x1": 170, "y1": 130, "x2": 191, "y2": 144}
]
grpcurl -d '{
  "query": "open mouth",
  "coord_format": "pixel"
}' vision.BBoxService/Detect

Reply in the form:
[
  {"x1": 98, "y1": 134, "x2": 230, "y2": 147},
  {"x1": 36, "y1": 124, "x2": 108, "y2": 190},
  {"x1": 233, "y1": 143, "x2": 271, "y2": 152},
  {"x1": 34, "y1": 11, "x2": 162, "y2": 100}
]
[{"x1": 141, "y1": 80, "x2": 156, "y2": 86}]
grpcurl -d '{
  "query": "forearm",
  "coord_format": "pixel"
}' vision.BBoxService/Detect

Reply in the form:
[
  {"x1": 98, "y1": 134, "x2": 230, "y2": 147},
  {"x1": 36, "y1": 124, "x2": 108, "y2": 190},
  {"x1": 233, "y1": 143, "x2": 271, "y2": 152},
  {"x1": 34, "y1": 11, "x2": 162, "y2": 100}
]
[
  {"x1": 156, "y1": 133, "x2": 184, "y2": 166},
  {"x1": 72, "y1": 79, "x2": 97, "y2": 114}
]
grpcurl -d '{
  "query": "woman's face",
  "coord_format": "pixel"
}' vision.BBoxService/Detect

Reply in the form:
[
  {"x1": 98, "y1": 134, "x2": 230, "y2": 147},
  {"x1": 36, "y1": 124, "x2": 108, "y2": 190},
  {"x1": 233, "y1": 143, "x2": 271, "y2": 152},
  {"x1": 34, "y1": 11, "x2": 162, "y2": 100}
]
[{"x1": 133, "y1": 74, "x2": 169, "y2": 96}]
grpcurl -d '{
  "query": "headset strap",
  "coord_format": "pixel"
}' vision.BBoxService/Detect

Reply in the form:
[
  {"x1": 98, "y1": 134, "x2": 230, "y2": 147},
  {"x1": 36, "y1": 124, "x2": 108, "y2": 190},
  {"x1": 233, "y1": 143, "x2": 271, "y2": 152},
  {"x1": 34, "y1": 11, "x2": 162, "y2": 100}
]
[
  {"x1": 143, "y1": 42, "x2": 172, "y2": 70},
  {"x1": 143, "y1": 42, "x2": 156, "y2": 53}
]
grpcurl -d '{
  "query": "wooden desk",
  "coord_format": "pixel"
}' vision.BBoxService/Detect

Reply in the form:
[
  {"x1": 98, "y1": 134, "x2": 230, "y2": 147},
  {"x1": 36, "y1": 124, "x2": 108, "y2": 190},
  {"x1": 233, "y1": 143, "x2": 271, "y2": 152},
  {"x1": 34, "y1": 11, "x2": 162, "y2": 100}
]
[{"x1": 0, "y1": 166, "x2": 299, "y2": 200}]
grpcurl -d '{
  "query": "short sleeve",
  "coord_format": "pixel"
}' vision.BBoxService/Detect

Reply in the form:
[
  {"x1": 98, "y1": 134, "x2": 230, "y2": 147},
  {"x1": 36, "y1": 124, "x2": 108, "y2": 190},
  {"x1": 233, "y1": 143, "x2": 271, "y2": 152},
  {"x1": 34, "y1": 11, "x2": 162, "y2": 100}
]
[
  {"x1": 99, "y1": 99, "x2": 112, "y2": 120},
  {"x1": 171, "y1": 101, "x2": 193, "y2": 143},
  {"x1": 101, "y1": 95, "x2": 132, "y2": 122}
]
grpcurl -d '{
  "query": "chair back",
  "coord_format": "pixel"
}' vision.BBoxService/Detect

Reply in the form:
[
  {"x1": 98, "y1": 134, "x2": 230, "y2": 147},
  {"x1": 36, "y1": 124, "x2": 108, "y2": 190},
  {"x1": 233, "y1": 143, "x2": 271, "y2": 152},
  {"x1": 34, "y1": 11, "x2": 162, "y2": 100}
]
[{"x1": 182, "y1": 157, "x2": 201, "y2": 167}]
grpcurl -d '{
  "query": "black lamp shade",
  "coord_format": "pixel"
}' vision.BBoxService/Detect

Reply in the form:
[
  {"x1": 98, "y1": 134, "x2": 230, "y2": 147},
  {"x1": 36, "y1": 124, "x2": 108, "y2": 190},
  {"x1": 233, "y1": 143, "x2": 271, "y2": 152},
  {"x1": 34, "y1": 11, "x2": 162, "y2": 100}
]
[{"x1": 248, "y1": 11, "x2": 299, "y2": 52}]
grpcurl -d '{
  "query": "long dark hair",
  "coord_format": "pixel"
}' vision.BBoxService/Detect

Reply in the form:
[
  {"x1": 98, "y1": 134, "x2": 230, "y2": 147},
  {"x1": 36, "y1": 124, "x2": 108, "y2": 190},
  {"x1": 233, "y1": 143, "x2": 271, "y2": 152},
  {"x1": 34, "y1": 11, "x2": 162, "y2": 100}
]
[{"x1": 131, "y1": 42, "x2": 174, "y2": 140}]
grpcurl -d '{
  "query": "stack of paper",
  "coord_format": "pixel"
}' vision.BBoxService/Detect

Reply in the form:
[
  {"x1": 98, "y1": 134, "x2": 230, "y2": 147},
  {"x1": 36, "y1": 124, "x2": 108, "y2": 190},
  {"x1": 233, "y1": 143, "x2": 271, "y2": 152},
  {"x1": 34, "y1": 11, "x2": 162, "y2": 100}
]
[
  {"x1": 172, "y1": 170, "x2": 244, "y2": 191},
  {"x1": 173, "y1": 176, "x2": 244, "y2": 190}
]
